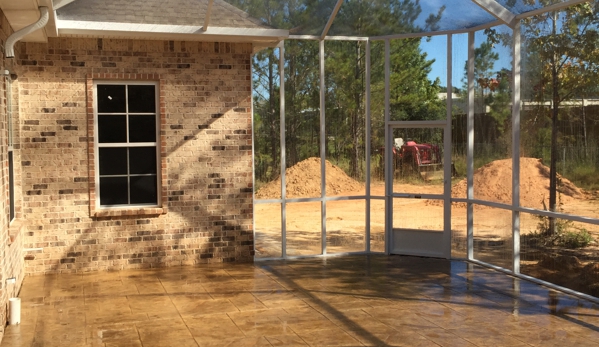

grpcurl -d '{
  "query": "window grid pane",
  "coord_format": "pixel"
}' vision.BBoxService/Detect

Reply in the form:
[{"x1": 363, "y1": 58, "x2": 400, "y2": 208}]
[
  {"x1": 96, "y1": 82, "x2": 159, "y2": 207},
  {"x1": 98, "y1": 115, "x2": 127, "y2": 143},
  {"x1": 99, "y1": 177, "x2": 129, "y2": 205}
]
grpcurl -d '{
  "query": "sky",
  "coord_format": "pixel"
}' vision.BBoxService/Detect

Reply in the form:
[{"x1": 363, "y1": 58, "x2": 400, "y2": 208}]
[
  {"x1": 420, "y1": 29, "x2": 513, "y2": 90},
  {"x1": 418, "y1": 0, "x2": 499, "y2": 34},
  {"x1": 414, "y1": 0, "x2": 530, "y2": 89}
]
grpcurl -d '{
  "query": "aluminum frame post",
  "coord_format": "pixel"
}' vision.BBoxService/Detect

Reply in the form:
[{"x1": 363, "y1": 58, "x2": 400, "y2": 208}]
[
  {"x1": 384, "y1": 39, "x2": 392, "y2": 255},
  {"x1": 512, "y1": 20, "x2": 522, "y2": 274},
  {"x1": 467, "y1": 31, "x2": 475, "y2": 260},
  {"x1": 365, "y1": 39, "x2": 372, "y2": 253},
  {"x1": 280, "y1": 41, "x2": 287, "y2": 258},
  {"x1": 444, "y1": 34, "x2": 453, "y2": 259},
  {"x1": 279, "y1": 44, "x2": 287, "y2": 258},
  {"x1": 320, "y1": 39, "x2": 327, "y2": 255}
]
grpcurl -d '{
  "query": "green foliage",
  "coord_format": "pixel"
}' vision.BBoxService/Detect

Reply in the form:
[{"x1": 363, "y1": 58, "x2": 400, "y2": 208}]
[
  {"x1": 569, "y1": 164, "x2": 599, "y2": 190},
  {"x1": 561, "y1": 229, "x2": 594, "y2": 249},
  {"x1": 534, "y1": 182, "x2": 594, "y2": 249},
  {"x1": 486, "y1": 69, "x2": 512, "y2": 133},
  {"x1": 452, "y1": 155, "x2": 466, "y2": 177},
  {"x1": 456, "y1": 34, "x2": 513, "y2": 157},
  {"x1": 535, "y1": 216, "x2": 593, "y2": 249},
  {"x1": 387, "y1": 39, "x2": 445, "y2": 122}
]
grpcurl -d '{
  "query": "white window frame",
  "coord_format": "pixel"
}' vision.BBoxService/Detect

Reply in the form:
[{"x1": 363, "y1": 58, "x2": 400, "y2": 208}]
[
  {"x1": 7, "y1": 73, "x2": 14, "y2": 223},
  {"x1": 93, "y1": 81, "x2": 161, "y2": 209}
]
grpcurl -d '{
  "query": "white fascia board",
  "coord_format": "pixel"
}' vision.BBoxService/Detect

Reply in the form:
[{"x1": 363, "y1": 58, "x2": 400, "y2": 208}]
[
  {"x1": 472, "y1": 0, "x2": 516, "y2": 27},
  {"x1": 253, "y1": 41, "x2": 283, "y2": 53},
  {"x1": 57, "y1": 20, "x2": 289, "y2": 43}
]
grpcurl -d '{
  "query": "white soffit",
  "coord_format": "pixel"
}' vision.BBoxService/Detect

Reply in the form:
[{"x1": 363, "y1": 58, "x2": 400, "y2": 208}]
[
  {"x1": 57, "y1": 20, "x2": 288, "y2": 45},
  {"x1": 0, "y1": 0, "x2": 56, "y2": 42}
]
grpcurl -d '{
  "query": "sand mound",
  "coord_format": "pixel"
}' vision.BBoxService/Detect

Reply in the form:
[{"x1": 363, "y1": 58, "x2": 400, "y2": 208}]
[
  {"x1": 256, "y1": 157, "x2": 363, "y2": 199},
  {"x1": 452, "y1": 157, "x2": 584, "y2": 209}
]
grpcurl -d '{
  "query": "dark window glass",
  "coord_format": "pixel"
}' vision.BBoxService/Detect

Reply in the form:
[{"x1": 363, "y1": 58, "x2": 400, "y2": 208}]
[
  {"x1": 99, "y1": 147, "x2": 128, "y2": 175},
  {"x1": 99, "y1": 177, "x2": 129, "y2": 205},
  {"x1": 130, "y1": 176, "x2": 157, "y2": 204},
  {"x1": 97, "y1": 83, "x2": 159, "y2": 207},
  {"x1": 98, "y1": 115, "x2": 127, "y2": 143},
  {"x1": 97, "y1": 85, "x2": 126, "y2": 113},
  {"x1": 129, "y1": 115, "x2": 156, "y2": 142},
  {"x1": 128, "y1": 85, "x2": 156, "y2": 113},
  {"x1": 129, "y1": 147, "x2": 157, "y2": 174}
]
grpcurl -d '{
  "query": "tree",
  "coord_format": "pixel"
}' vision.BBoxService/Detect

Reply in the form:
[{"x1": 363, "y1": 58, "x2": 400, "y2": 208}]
[
  {"x1": 487, "y1": 68, "x2": 512, "y2": 135},
  {"x1": 323, "y1": 0, "x2": 445, "y2": 178},
  {"x1": 388, "y1": 39, "x2": 445, "y2": 122},
  {"x1": 458, "y1": 39, "x2": 512, "y2": 153},
  {"x1": 520, "y1": 1, "x2": 599, "y2": 234},
  {"x1": 229, "y1": 0, "x2": 446, "y2": 182},
  {"x1": 461, "y1": 41, "x2": 500, "y2": 115}
]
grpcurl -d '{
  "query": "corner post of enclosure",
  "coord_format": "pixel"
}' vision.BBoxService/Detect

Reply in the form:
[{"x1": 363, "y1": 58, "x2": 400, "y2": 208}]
[
  {"x1": 279, "y1": 43, "x2": 287, "y2": 258},
  {"x1": 444, "y1": 34, "x2": 453, "y2": 259},
  {"x1": 467, "y1": 31, "x2": 475, "y2": 260},
  {"x1": 365, "y1": 39, "x2": 372, "y2": 253},
  {"x1": 251, "y1": 51, "x2": 256, "y2": 259},
  {"x1": 384, "y1": 39, "x2": 392, "y2": 255},
  {"x1": 512, "y1": 20, "x2": 522, "y2": 274},
  {"x1": 320, "y1": 39, "x2": 327, "y2": 255}
]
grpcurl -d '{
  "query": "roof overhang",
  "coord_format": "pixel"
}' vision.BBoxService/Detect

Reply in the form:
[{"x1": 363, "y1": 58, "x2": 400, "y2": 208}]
[
  {"x1": 0, "y1": 0, "x2": 286, "y2": 50},
  {"x1": 0, "y1": 0, "x2": 57, "y2": 42},
  {"x1": 57, "y1": 20, "x2": 287, "y2": 51}
]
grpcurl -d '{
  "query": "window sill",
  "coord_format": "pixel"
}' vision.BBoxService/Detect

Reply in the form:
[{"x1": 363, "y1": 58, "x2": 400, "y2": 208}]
[
  {"x1": 94, "y1": 207, "x2": 165, "y2": 218},
  {"x1": 8, "y1": 220, "x2": 25, "y2": 245}
]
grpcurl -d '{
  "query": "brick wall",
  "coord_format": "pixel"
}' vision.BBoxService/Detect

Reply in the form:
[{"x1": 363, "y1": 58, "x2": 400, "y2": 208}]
[
  {"x1": 0, "y1": 8, "x2": 26, "y2": 339},
  {"x1": 17, "y1": 37, "x2": 254, "y2": 274}
]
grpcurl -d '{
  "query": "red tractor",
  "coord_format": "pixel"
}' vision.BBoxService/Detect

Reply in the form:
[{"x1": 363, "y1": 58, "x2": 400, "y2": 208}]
[{"x1": 387, "y1": 138, "x2": 451, "y2": 180}]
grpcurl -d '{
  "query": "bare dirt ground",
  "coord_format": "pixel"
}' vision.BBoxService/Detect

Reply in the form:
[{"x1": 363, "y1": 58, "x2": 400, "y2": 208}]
[
  {"x1": 255, "y1": 157, "x2": 599, "y2": 297},
  {"x1": 255, "y1": 157, "x2": 363, "y2": 199}
]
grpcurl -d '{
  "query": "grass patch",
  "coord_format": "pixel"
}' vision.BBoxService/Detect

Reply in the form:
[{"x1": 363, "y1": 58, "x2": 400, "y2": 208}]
[{"x1": 568, "y1": 164, "x2": 599, "y2": 190}]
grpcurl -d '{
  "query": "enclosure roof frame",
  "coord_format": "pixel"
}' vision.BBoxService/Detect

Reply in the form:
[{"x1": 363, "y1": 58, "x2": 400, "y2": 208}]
[
  {"x1": 471, "y1": 0, "x2": 516, "y2": 27},
  {"x1": 309, "y1": 0, "x2": 591, "y2": 41}
]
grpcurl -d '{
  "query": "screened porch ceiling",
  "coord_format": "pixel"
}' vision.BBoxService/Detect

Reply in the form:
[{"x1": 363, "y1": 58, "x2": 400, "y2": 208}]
[{"x1": 0, "y1": 0, "x2": 590, "y2": 45}]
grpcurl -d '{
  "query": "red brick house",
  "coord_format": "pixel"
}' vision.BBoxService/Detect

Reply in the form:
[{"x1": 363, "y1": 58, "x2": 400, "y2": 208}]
[{"x1": 0, "y1": 0, "x2": 286, "y2": 328}]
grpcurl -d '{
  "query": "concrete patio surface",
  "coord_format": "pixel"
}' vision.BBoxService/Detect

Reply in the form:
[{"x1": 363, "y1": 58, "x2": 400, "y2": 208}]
[{"x1": 1, "y1": 255, "x2": 598, "y2": 346}]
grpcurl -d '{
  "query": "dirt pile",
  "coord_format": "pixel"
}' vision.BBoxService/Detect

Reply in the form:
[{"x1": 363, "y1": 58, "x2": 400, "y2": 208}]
[
  {"x1": 452, "y1": 157, "x2": 584, "y2": 209},
  {"x1": 256, "y1": 157, "x2": 363, "y2": 199}
]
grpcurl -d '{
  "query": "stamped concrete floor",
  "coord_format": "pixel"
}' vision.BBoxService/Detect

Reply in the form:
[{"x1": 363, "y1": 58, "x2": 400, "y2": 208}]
[{"x1": 1, "y1": 255, "x2": 599, "y2": 347}]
